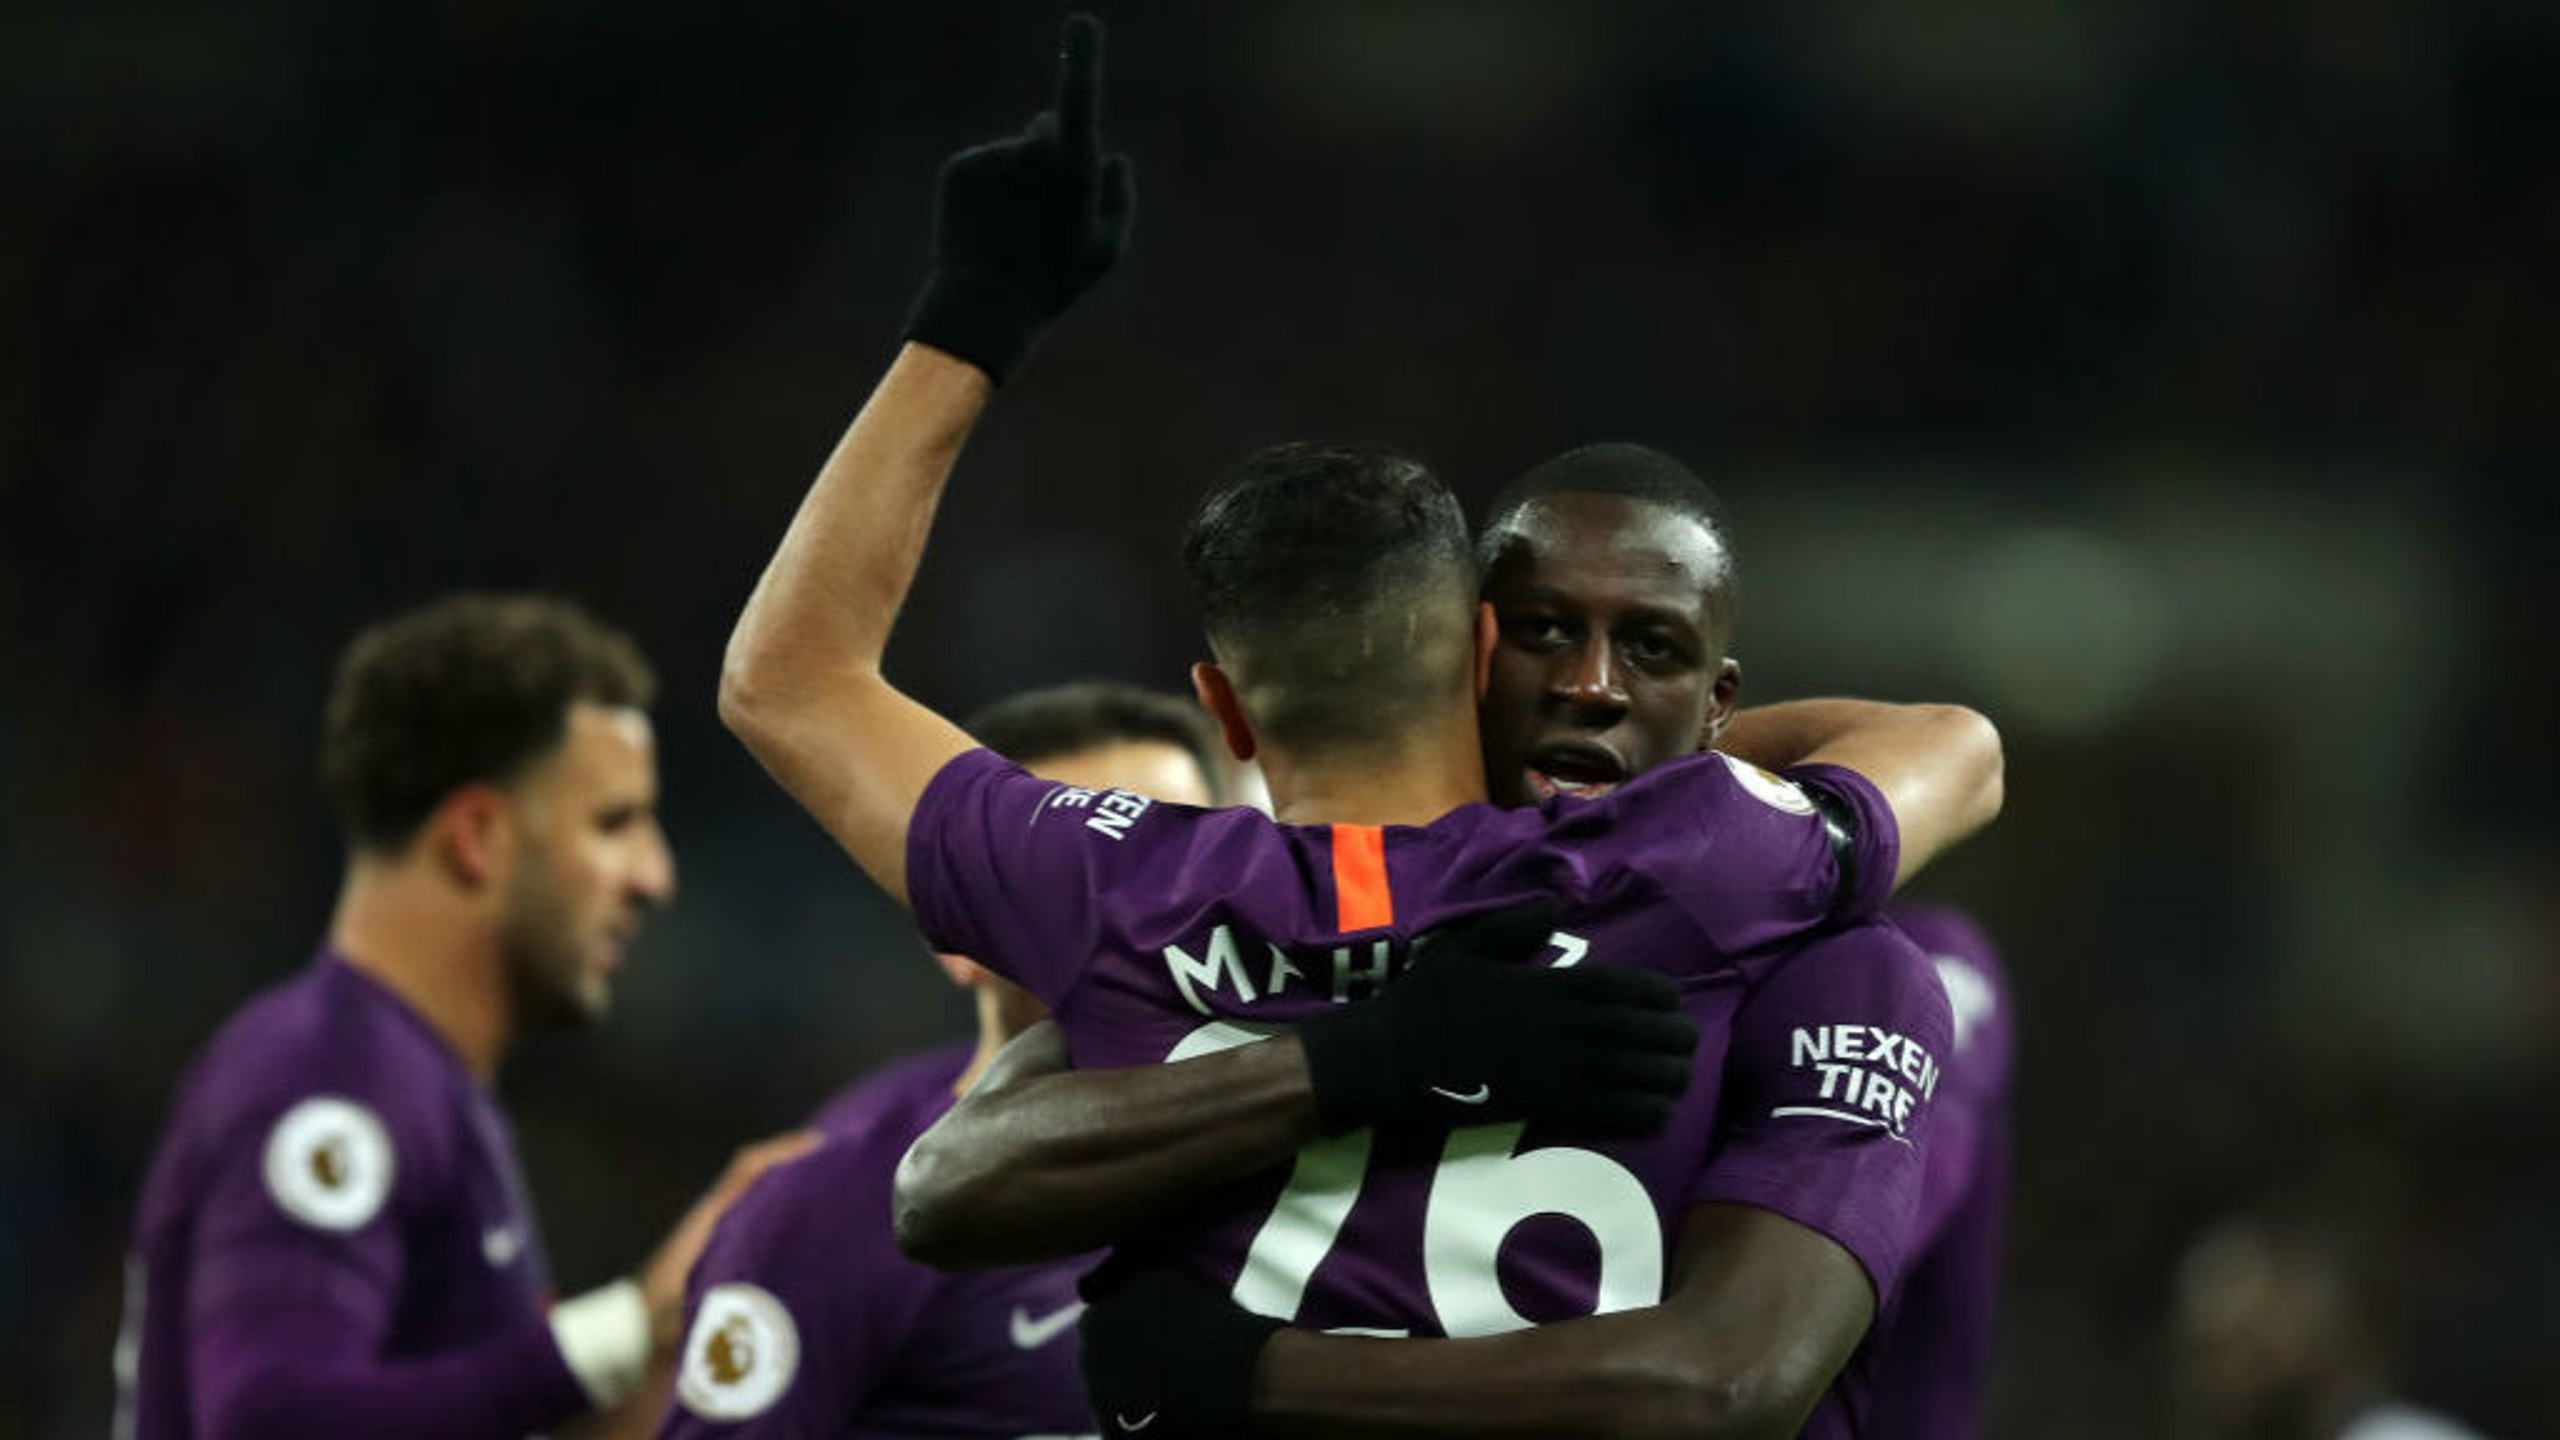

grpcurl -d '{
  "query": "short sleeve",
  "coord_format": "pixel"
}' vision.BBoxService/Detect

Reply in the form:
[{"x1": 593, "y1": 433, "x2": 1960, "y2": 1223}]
[
  {"x1": 1690, "y1": 921, "x2": 1954, "y2": 1304},
  {"x1": 908, "y1": 747, "x2": 1228, "y2": 1008},
  {"x1": 658, "y1": 1139, "x2": 930, "y2": 1438},
  {"x1": 1589, "y1": 752, "x2": 1872, "y2": 954},
  {"x1": 1782, "y1": 761, "x2": 1900, "y2": 922}
]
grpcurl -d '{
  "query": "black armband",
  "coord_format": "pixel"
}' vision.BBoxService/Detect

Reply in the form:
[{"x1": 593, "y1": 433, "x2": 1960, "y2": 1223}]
[{"x1": 1800, "y1": 778, "x2": 1863, "y2": 920}]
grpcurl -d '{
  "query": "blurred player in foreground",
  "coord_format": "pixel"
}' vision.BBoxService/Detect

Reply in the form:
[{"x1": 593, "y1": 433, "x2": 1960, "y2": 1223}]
[
  {"x1": 654, "y1": 683, "x2": 1222, "y2": 1439},
  {"x1": 898, "y1": 448, "x2": 2018, "y2": 1436},
  {"x1": 117, "y1": 594, "x2": 811, "y2": 1440},
  {"x1": 720, "y1": 15, "x2": 2002, "y2": 1439}
]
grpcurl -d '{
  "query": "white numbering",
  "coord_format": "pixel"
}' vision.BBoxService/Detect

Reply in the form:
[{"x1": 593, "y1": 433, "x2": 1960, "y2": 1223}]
[
  {"x1": 1422, "y1": 1121, "x2": 1661, "y2": 1335},
  {"x1": 1168, "y1": 929, "x2": 1659, "y2": 1337},
  {"x1": 1235, "y1": 1129, "x2": 1374, "y2": 1321}
]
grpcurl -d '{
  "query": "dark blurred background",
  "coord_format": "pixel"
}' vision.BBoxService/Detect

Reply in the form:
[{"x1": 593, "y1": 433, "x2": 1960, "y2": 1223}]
[{"x1": 6, "y1": 2, "x2": 2557, "y2": 1435}]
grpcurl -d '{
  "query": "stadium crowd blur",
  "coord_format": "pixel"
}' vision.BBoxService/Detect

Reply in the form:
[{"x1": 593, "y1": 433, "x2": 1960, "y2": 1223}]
[{"x1": 6, "y1": 3, "x2": 2555, "y2": 1435}]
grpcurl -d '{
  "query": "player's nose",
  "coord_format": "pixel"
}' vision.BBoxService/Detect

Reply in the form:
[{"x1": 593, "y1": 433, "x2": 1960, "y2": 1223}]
[
  {"x1": 631, "y1": 821, "x2": 677, "y2": 907},
  {"x1": 1551, "y1": 642, "x2": 1628, "y2": 717}
]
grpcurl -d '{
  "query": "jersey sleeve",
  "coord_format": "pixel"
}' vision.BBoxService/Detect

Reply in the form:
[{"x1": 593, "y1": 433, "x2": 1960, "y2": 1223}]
[
  {"x1": 1781, "y1": 761, "x2": 1900, "y2": 921},
  {"x1": 1689, "y1": 920, "x2": 1954, "y2": 1306},
  {"x1": 1596, "y1": 752, "x2": 1894, "y2": 954},
  {"x1": 658, "y1": 1135, "x2": 933, "y2": 1438},
  {"x1": 906, "y1": 747, "x2": 1221, "y2": 1007},
  {"x1": 183, "y1": 1091, "x2": 587, "y2": 1440}
]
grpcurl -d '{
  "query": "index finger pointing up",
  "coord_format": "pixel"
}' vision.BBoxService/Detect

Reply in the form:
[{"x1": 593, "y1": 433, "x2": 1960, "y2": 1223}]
[{"x1": 1055, "y1": 13, "x2": 1104, "y2": 162}]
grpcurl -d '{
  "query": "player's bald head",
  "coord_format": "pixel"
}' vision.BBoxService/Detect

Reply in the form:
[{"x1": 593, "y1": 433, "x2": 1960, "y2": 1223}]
[
  {"x1": 1182, "y1": 442, "x2": 1479, "y2": 757},
  {"x1": 1479, "y1": 443, "x2": 1737, "y2": 641}
]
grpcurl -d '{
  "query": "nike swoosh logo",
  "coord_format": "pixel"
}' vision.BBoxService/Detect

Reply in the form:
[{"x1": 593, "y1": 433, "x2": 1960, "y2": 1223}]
[
  {"x1": 1009, "y1": 1301, "x2": 1086, "y2": 1350},
  {"x1": 1429, "y1": 1083, "x2": 1492, "y2": 1105},
  {"x1": 1115, "y1": 1414, "x2": 1158, "y2": 1434}
]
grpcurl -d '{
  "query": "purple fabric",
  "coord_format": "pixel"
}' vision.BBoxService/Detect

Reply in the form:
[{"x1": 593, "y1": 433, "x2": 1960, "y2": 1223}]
[
  {"x1": 905, "y1": 747, "x2": 1937, "y2": 1344},
  {"x1": 656, "y1": 1044, "x2": 1100, "y2": 1439},
  {"x1": 1859, "y1": 901, "x2": 2017, "y2": 1440},
  {"x1": 120, "y1": 955, "x2": 588, "y2": 1440}
]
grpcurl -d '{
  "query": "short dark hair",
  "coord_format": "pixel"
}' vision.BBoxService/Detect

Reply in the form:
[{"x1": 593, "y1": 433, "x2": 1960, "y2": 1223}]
[
  {"x1": 1478, "y1": 441, "x2": 1738, "y2": 630},
  {"x1": 962, "y1": 682, "x2": 1224, "y2": 804},
  {"x1": 321, "y1": 594, "x2": 655, "y2": 852},
  {"x1": 1181, "y1": 442, "x2": 1478, "y2": 754}
]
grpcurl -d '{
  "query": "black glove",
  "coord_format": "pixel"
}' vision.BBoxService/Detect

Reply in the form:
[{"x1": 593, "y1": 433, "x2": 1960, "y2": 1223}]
[
  {"x1": 1079, "y1": 1265, "x2": 1282, "y2": 1440},
  {"x1": 1297, "y1": 900, "x2": 1698, "y2": 1135},
  {"x1": 904, "y1": 13, "x2": 1135, "y2": 382}
]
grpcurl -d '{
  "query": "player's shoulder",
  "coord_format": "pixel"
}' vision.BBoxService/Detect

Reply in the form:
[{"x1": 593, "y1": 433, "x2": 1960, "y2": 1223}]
[
  {"x1": 170, "y1": 957, "x2": 470, "y2": 1182},
  {"x1": 730, "y1": 1044, "x2": 974, "y2": 1229},
  {"x1": 193, "y1": 958, "x2": 455, "y2": 1103},
  {"x1": 1884, "y1": 901, "x2": 2005, "y2": 978},
  {"x1": 808, "y1": 1042, "x2": 973, "y2": 1149},
  {"x1": 692, "y1": 1049, "x2": 973, "y2": 1287},
  {"x1": 1619, "y1": 750, "x2": 1826, "y2": 818},
  {"x1": 1753, "y1": 917, "x2": 1953, "y2": 1032},
  {"x1": 1883, "y1": 900, "x2": 2014, "y2": 1084},
  {"x1": 933, "y1": 745, "x2": 1255, "y2": 846},
  {"x1": 1548, "y1": 751, "x2": 1835, "y2": 868}
]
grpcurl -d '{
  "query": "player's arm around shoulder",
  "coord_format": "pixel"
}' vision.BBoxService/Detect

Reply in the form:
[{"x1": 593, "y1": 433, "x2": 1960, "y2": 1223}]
[
  {"x1": 1721, "y1": 698, "x2": 2003, "y2": 888},
  {"x1": 1099, "y1": 1189, "x2": 1885, "y2": 1440}
]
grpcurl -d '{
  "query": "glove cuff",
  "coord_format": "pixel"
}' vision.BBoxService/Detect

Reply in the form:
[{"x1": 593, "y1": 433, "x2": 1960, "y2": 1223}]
[
  {"x1": 1296, "y1": 1002, "x2": 1402, "y2": 1134},
  {"x1": 903, "y1": 268, "x2": 1049, "y2": 384},
  {"x1": 1198, "y1": 1308, "x2": 1285, "y2": 1437}
]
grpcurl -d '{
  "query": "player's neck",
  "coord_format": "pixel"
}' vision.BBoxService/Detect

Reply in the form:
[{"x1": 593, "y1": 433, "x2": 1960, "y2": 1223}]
[
  {"x1": 329, "y1": 859, "x2": 512, "y2": 1087},
  {"x1": 1258, "y1": 709, "x2": 1488, "y2": 827}
]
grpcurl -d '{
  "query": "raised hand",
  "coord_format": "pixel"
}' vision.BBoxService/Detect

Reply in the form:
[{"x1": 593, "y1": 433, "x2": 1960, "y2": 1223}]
[{"x1": 904, "y1": 13, "x2": 1136, "y2": 382}]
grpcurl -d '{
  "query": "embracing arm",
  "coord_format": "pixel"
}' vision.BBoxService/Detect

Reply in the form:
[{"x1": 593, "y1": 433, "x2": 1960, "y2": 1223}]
[
  {"x1": 897, "y1": 906, "x2": 1695, "y2": 1270},
  {"x1": 1077, "y1": 1203, "x2": 1873, "y2": 1440},
  {"x1": 718, "y1": 347, "x2": 989, "y2": 902},
  {"x1": 894, "y1": 1021, "x2": 1323, "y2": 1268},
  {"x1": 1720, "y1": 698, "x2": 2003, "y2": 886},
  {"x1": 1258, "y1": 1205, "x2": 1868, "y2": 1440}
]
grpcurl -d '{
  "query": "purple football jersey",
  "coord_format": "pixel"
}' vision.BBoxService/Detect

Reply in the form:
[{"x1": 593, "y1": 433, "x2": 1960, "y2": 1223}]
[
  {"x1": 659, "y1": 1043, "x2": 1099, "y2": 1440},
  {"x1": 118, "y1": 953, "x2": 589, "y2": 1440},
  {"x1": 908, "y1": 747, "x2": 1948, "y2": 1343},
  {"x1": 1862, "y1": 901, "x2": 2016, "y2": 1440}
]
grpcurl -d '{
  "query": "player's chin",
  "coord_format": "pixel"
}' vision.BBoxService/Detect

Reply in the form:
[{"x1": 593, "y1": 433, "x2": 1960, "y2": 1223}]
[
  {"x1": 584, "y1": 950, "x2": 625, "y2": 1007},
  {"x1": 565, "y1": 974, "x2": 615, "y2": 1027}
]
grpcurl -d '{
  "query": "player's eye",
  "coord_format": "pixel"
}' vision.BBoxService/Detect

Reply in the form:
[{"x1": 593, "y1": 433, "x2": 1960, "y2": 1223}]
[
  {"x1": 594, "y1": 804, "x2": 645, "y2": 834},
  {"x1": 1620, "y1": 628, "x2": 1693, "y2": 671},
  {"x1": 1503, "y1": 614, "x2": 1573, "y2": 651}
]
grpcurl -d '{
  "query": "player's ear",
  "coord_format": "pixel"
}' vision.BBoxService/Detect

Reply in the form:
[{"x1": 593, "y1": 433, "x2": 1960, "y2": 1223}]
[
  {"x1": 1475, "y1": 602, "x2": 1498, "y2": 702},
  {"x1": 430, "y1": 783, "x2": 514, "y2": 890},
  {"x1": 1191, "y1": 662, "x2": 1257, "y2": 763},
  {"x1": 1701, "y1": 655, "x2": 1743, "y2": 750}
]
